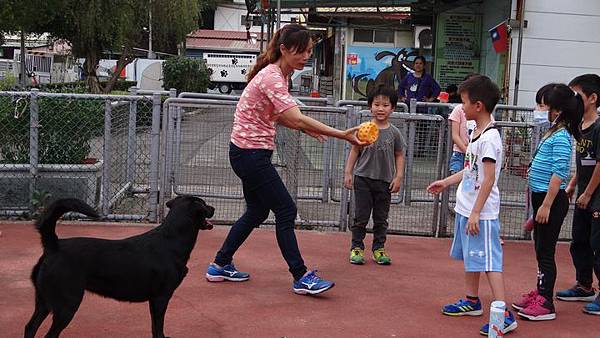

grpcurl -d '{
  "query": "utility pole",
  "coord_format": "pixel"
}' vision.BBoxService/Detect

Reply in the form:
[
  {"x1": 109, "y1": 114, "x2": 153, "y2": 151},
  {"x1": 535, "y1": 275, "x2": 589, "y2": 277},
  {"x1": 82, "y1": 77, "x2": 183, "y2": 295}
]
[
  {"x1": 20, "y1": 31, "x2": 27, "y2": 87},
  {"x1": 276, "y1": 0, "x2": 281, "y2": 30},
  {"x1": 148, "y1": 0, "x2": 155, "y2": 59},
  {"x1": 513, "y1": 0, "x2": 525, "y2": 105}
]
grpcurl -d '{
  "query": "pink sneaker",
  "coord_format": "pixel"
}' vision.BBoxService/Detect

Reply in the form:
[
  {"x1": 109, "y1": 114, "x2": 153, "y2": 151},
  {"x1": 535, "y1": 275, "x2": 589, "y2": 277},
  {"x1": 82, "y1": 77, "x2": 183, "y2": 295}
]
[
  {"x1": 518, "y1": 294, "x2": 556, "y2": 321},
  {"x1": 512, "y1": 289, "x2": 539, "y2": 311}
]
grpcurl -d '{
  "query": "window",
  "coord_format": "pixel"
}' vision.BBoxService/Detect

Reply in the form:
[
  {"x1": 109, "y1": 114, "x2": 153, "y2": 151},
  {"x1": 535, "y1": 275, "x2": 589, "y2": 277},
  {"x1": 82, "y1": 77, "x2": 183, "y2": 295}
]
[
  {"x1": 353, "y1": 29, "x2": 374, "y2": 43},
  {"x1": 374, "y1": 30, "x2": 394, "y2": 43},
  {"x1": 353, "y1": 29, "x2": 395, "y2": 44},
  {"x1": 240, "y1": 15, "x2": 262, "y2": 27}
]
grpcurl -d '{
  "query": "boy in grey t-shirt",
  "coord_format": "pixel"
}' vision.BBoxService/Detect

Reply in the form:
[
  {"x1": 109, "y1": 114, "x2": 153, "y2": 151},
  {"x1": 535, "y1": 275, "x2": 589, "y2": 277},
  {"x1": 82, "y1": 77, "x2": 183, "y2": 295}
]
[{"x1": 344, "y1": 85, "x2": 406, "y2": 265}]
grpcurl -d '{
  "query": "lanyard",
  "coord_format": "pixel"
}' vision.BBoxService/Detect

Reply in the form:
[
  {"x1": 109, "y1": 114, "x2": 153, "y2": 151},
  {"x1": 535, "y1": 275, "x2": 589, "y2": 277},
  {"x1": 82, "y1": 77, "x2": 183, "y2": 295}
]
[{"x1": 465, "y1": 121, "x2": 494, "y2": 170}]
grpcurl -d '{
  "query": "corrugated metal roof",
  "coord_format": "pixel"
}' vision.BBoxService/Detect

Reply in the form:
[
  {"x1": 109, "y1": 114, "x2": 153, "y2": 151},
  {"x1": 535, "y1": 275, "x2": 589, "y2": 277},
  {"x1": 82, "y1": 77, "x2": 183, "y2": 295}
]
[
  {"x1": 265, "y1": 0, "x2": 418, "y2": 7},
  {"x1": 186, "y1": 30, "x2": 265, "y2": 53},
  {"x1": 187, "y1": 30, "x2": 265, "y2": 41}
]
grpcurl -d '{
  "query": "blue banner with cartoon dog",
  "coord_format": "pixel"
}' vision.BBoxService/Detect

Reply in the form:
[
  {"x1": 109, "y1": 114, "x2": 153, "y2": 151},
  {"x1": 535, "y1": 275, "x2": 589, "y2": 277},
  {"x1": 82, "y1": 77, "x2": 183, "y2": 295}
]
[{"x1": 345, "y1": 46, "x2": 432, "y2": 100}]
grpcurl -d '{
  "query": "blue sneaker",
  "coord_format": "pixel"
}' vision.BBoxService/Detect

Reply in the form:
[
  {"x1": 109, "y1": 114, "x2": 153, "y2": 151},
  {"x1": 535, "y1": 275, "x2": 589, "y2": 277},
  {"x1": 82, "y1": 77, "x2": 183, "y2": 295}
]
[
  {"x1": 556, "y1": 283, "x2": 597, "y2": 302},
  {"x1": 292, "y1": 270, "x2": 335, "y2": 295},
  {"x1": 583, "y1": 296, "x2": 600, "y2": 315},
  {"x1": 479, "y1": 310, "x2": 518, "y2": 336},
  {"x1": 442, "y1": 298, "x2": 483, "y2": 316},
  {"x1": 205, "y1": 263, "x2": 249, "y2": 282}
]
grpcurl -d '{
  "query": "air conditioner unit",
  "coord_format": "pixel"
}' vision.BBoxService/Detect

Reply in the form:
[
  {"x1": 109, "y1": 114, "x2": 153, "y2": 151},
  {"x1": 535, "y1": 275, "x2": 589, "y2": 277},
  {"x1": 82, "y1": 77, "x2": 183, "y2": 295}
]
[{"x1": 414, "y1": 26, "x2": 433, "y2": 49}]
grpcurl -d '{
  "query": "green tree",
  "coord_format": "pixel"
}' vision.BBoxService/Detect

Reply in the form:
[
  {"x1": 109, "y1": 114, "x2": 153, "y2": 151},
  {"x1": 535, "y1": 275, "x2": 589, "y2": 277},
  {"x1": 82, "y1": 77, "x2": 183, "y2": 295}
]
[
  {"x1": 0, "y1": 0, "x2": 56, "y2": 87},
  {"x1": 51, "y1": 0, "x2": 208, "y2": 93},
  {"x1": 1, "y1": 1, "x2": 213, "y2": 93},
  {"x1": 162, "y1": 56, "x2": 210, "y2": 93}
]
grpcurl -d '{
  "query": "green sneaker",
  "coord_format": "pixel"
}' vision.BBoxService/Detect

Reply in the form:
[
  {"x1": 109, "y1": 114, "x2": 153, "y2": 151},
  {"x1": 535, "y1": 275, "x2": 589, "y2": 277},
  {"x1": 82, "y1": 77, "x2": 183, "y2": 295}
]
[
  {"x1": 350, "y1": 247, "x2": 365, "y2": 264},
  {"x1": 373, "y1": 248, "x2": 391, "y2": 265}
]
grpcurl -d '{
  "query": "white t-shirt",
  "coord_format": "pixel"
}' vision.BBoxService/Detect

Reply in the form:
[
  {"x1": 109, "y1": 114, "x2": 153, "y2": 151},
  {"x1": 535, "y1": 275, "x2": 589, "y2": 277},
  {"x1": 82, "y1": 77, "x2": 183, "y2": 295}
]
[{"x1": 455, "y1": 127, "x2": 503, "y2": 220}]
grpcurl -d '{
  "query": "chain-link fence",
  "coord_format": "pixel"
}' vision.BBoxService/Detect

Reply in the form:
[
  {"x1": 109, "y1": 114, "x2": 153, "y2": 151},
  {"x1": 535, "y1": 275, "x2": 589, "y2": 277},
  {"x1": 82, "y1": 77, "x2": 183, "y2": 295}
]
[
  {"x1": 347, "y1": 110, "x2": 446, "y2": 236},
  {"x1": 0, "y1": 90, "x2": 164, "y2": 221},
  {"x1": 1, "y1": 90, "x2": 580, "y2": 241},
  {"x1": 0, "y1": 91, "x2": 33, "y2": 215},
  {"x1": 160, "y1": 98, "x2": 350, "y2": 230}
]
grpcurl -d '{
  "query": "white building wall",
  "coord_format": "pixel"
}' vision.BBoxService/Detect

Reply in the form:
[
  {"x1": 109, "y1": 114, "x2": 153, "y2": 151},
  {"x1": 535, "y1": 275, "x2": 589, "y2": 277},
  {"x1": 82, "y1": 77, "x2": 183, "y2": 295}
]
[
  {"x1": 214, "y1": 4, "x2": 297, "y2": 33},
  {"x1": 509, "y1": 0, "x2": 600, "y2": 106}
]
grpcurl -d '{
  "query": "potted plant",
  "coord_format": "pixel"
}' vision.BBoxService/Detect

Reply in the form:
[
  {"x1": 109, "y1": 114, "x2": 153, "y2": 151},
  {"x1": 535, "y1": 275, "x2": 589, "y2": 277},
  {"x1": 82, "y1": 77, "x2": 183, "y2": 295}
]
[{"x1": 0, "y1": 95, "x2": 104, "y2": 211}]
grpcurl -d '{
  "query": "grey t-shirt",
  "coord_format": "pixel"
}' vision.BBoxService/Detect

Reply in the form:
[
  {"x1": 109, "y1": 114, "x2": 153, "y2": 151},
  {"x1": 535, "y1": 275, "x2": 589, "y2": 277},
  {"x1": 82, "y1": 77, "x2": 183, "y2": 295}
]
[{"x1": 354, "y1": 124, "x2": 406, "y2": 183}]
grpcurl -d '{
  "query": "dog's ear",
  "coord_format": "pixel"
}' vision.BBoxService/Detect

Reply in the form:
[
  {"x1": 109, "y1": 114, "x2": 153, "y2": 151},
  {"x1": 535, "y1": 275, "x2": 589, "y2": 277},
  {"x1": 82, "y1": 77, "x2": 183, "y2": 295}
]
[{"x1": 166, "y1": 196, "x2": 183, "y2": 209}]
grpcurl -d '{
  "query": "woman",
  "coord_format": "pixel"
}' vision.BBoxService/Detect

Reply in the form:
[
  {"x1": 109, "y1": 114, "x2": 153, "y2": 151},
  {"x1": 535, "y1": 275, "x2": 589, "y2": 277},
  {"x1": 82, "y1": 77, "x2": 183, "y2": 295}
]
[
  {"x1": 205, "y1": 24, "x2": 364, "y2": 295},
  {"x1": 397, "y1": 56, "x2": 441, "y2": 113}
]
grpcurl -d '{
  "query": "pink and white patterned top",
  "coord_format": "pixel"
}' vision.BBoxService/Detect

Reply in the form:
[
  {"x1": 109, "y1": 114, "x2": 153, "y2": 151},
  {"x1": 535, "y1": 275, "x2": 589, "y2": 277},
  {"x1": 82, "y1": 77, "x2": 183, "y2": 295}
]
[{"x1": 230, "y1": 64, "x2": 298, "y2": 150}]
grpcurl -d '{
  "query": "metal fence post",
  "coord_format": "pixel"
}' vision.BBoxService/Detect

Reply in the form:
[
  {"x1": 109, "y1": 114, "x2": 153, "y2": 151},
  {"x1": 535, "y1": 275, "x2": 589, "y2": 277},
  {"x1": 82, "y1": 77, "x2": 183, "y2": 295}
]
[
  {"x1": 438, "y1": 120, "x2": 453, "y2": 237},
  {"x1": 410, "y1": 98, "x2": 417, "y2": 114},
  {"x1": 101, "y1": 100, "x2": 112, "y2": 217},
  {"x1": 433, "y1": 118, "x2": 448, "y2": 236},
  {"x1": 29, "y1": 89, "x2": 39, "y2": 214},
  {"x1": 284, "y1": 130, "x2": 300, "y2": 205},
  {"x1": 148, "y1": 93, "x2": 161, "y2": 222},
  {"x1": 160, "y1": 103, "x2": 174, "y2": 218},
  {"x1": 126, "y1": 87, "x2": 138, "y2": 186},
  {"x1": 404, "y1": 120, "x2": 416, "y2": 206},
  {"x1": 339, "y1": 105, "x2": 354, "y2": 231},
  {"x1": 169, "y1": 88, "x2": 177, "y2": 98},
  {"x1": 321, "y1": 115, "x2": 334, "y2": 203}
]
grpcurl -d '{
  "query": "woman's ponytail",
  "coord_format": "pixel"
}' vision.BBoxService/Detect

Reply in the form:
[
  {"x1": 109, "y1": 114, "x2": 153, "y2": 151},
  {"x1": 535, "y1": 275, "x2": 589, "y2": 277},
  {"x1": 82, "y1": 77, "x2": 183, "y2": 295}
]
[{"x1": 246, "y1": 24, "x2": 311, "y2": 82}]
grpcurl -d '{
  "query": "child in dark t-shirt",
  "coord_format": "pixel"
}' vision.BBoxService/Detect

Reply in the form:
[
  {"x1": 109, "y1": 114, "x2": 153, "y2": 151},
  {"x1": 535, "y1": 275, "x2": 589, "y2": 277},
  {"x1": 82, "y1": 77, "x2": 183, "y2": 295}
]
[
  {"x1": 344, "y1": 85, "x2": 406, "y2": 265},
  {"x1": 557, "y1": 74, "x2": 600, "y2": 315}
]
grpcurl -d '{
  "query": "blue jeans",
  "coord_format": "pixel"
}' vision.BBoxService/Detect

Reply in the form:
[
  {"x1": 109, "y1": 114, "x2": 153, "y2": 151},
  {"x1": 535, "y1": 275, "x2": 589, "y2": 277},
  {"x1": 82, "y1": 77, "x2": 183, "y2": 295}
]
[
  {"x1": 449, "y1": 151, "x2": 465, "y2": 174},
  {"x1": 214, "y1": 143, "x2": 307, "y2": 281}
]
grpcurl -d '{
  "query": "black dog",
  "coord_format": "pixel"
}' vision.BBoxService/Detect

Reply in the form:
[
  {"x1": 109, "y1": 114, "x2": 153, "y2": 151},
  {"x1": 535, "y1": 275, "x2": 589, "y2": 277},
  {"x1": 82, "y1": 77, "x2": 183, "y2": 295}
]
[{"x1": 24, "y1": 196, "x2": 214, "y2": 338}]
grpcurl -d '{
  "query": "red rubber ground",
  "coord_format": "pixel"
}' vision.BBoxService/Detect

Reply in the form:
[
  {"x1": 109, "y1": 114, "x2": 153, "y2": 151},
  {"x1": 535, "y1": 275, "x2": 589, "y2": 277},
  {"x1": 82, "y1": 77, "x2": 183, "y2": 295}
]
[{"x1": 1, "y1": 222, "x2": 598, "y2": 337}]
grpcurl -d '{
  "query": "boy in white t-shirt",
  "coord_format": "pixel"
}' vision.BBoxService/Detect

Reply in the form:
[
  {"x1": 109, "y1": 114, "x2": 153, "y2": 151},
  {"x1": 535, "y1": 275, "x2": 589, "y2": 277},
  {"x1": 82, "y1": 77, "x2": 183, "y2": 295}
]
[{"x1": 427, "y1": 75, "x2": 517, "y2": 336}]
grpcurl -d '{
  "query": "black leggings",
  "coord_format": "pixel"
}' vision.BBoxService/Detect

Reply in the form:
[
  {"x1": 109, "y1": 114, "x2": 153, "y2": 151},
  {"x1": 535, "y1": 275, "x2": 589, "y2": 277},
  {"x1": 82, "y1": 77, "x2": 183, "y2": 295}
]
[
  {"x1": 214, "y1": 143, "x2": 307, "y2": 281},
  {"x1": 531, "y1": 190, "x2": 569, "y2": 302}
]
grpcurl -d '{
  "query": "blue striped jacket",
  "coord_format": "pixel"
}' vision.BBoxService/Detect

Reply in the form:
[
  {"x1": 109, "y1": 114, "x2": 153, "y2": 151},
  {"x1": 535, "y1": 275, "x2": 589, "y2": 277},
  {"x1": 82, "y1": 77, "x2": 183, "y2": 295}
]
[{"x1": 528, "y1": 128, "x2": 572, "y2": 192}]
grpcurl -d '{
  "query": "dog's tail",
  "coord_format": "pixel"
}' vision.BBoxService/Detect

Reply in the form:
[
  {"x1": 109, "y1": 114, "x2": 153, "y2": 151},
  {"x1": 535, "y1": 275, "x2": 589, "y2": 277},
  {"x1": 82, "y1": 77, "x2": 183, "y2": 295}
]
[{"x1": 36, "y1": 198, "x2": 99, "y2": 252}]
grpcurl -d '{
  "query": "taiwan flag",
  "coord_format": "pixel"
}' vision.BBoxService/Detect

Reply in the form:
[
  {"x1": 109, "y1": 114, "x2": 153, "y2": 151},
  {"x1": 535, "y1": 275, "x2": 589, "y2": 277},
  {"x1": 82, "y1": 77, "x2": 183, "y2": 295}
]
[{"x1": 489, "y1": 21, "x2": 509, "y2": 53}]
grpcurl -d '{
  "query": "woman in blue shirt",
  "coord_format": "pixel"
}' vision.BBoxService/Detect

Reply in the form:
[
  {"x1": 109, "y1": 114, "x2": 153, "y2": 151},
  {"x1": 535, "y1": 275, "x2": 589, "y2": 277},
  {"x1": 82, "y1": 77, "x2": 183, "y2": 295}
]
[
  {"x1": 514, "y1": 83, "x2": 583, "y2": 321},
  {"x1": 397, "y1": 56, "x2": 441, "y2": 112}
]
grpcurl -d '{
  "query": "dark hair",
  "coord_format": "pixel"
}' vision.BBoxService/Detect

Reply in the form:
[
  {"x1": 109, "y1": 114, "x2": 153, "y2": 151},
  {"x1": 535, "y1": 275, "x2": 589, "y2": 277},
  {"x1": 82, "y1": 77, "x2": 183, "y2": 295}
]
[
  {"x1": 367, "y1": 84, "x2": 398, "y2": 109},
  {"x1": 458, "y1": 75, "x2": 500, "y2": 113},
  {"x1": 540, "y1": 83, "x2": 584, "y2": 140},
  {"x1": 535, "y1": 83, "x2": 554, "y2": 105},
  {"x1": 463, "y1": 73, "x2": 479, "y2": 82},
  {"x1": 569, "y1": 74, "x2": 600, "y2": 108},
  {"x1": 414, "y1": 56, "x2": 426, "y2": 65},
  {"x1": 247, "y1": 24, "x2": 311, "y2": 81},
  {"x1": 446, "y1": 84, "x2": 458, "y2": 93}
]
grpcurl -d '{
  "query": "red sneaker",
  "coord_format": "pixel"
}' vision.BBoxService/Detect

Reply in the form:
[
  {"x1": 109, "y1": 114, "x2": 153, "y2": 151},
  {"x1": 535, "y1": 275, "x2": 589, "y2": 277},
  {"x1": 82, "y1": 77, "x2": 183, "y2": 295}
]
[
  {"x1": 518, "y1": 294, "x2": 556, "y2": 321},
  {"x1": 512, "y1": 289, "x2": 539, "y2": 311}
]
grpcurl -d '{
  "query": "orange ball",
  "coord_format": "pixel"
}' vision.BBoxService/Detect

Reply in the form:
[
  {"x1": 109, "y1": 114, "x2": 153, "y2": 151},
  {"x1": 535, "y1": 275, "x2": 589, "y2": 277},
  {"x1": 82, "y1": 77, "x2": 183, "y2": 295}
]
[{"x1": 357, "y1": 121, "x2": 379, "y2": 144}]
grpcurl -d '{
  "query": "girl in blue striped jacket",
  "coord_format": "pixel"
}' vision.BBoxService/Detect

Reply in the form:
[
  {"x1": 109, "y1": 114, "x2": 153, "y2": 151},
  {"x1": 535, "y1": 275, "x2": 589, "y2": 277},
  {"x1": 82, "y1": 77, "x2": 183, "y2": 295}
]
[{"x1": 513, "y1": 84, "x2": 584, "y2": 321}]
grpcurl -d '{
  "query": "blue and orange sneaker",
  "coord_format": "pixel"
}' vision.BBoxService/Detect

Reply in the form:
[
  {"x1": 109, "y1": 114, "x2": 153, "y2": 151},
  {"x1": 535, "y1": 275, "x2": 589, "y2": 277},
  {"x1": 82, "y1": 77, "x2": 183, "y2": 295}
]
[
  {"x1": 205, "y1": 263, "x2": 249, "y2": 282},
  {"x1": 556, "y1": 283, "x2": 597, "y2": 302},
  {"x1": 292, "y1": 270, "x2": 335, "y2": 295},
  {"x1": 479, "y1": 310, "x2": 518, "y2": 336},
  {"x1": 583, "y1": 295, "x2": 600, "y2": 316},
  {"x1": 442, "y1": 298, "x2": 483, "y2": 316}
]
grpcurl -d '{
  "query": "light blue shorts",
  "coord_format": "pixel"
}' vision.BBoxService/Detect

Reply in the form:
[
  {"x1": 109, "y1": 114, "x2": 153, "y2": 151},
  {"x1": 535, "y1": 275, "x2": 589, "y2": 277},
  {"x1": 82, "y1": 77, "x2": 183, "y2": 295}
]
[{"x1": 450, "y1": 213, "x2": 503, "y2": 272}]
